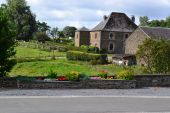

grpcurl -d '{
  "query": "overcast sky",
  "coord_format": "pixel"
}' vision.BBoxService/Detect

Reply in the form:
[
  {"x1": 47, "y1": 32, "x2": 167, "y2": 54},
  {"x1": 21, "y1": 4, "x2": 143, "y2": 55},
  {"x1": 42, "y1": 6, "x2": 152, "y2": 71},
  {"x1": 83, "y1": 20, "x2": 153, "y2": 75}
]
[{"x1": 1, "y1": 0, "x2": 170, "y2": 29}]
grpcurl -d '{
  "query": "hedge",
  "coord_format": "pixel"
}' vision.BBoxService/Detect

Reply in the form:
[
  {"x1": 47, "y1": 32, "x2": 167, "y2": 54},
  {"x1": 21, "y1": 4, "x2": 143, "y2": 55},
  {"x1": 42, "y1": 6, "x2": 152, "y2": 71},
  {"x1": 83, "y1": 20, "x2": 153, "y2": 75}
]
[{"x1": 66, "y1": 51, "x2": 107, "y2": 64}]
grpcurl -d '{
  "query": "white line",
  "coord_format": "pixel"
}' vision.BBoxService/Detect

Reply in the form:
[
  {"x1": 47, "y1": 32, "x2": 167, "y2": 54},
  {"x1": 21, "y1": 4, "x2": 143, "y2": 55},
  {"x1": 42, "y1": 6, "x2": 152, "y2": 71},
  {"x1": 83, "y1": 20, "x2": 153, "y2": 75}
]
[{"x1": 1, "y1": 96, "x2": 170, "y2": 99}]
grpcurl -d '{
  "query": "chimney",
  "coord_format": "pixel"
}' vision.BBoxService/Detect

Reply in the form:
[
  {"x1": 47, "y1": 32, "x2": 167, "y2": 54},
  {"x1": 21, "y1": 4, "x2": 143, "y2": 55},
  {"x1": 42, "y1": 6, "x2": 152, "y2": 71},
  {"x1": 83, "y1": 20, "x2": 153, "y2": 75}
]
[
  {"x1": 131, "y1": 15, "x2": 135, "y2": 23},
  {"x1": 103, "y1": 15, "x2": 108, "y2": 21}
]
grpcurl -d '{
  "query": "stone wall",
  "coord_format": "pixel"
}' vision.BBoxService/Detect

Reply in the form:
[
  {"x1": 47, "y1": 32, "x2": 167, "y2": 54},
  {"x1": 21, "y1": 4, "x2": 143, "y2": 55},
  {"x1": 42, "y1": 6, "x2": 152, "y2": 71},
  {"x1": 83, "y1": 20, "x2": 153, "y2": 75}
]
[
  {"x1": 134, "y1": 75, "x2": 170, "y2": 87},
  {"x1": 75, "y1": 31, "x2": 90, "y2": 47},
  {"x1": 0, "y1": 77, "x2": 17, "y2": 88},
  {"x1": 1, "y1": 75, "x2": 170, "y2": 89},
  {"x1": 125, "y1": 27, "x2": 148, "y2": 55},
  {"x1": 18, "y1": 80, "x2": 136, "y2": 89}
]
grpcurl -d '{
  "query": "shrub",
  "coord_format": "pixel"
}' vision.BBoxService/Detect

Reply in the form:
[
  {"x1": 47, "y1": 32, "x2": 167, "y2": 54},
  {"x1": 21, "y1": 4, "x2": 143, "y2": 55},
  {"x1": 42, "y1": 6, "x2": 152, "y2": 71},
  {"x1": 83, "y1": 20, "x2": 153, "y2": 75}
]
[
  {"x1": 66, "y1": 71, "x2": 80, "y2": 82},
  {"x1": 116, "y1": 69, "x2": 134, "y2": 80},
  {"x1": 79, "y1": 73, "x2": 90, "y2": 81},
  {"x1": 66, "y1": 51, "x2": 107, "y2": 64},
  {"x1": 58, "y1": 46, "x2": 68, "y2": 52},
  {"x1": 87, "y1": 46, "x2": 99, "y2": 53},
  {"x1": 47, "y1": 70, "x2": 58, "y2": 79},
  {"x1": 97, "y1": 70, "x2": 108, "y2": 79}
]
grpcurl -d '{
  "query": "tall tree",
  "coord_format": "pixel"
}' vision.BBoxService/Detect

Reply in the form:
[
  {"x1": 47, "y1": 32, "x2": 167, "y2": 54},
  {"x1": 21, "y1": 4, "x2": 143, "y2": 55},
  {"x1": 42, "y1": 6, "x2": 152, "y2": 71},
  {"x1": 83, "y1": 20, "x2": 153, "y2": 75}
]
[
  {"x1": 63, "y1": 26, "x2": 77, "y2": 38},
  {"x1": 7, "y1": 0, "x2": 36, "y2": 41},
  {"x1": 137, "y1": 38, "x2": 170, "y2": 74},
  {"x1": 139, "y1": 16, "x2": 149, "y2": 26},
  {"x1": 50, "y1": 27, "x2": 58, "y2": 40},
  {"x1": 36, "y1": 21, "x2": 50, "y2": 33},
  {"x1": 0, "y1": 5, "x2": 16, "y2": 77}
]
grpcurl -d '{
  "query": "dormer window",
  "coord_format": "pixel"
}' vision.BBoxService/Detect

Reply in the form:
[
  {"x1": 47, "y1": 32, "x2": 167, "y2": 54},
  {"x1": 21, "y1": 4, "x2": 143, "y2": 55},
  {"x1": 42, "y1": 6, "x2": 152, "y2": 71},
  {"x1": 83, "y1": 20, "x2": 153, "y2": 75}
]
[{"x1": 109, "y1": 32, "x2": 115, "y2": 39}]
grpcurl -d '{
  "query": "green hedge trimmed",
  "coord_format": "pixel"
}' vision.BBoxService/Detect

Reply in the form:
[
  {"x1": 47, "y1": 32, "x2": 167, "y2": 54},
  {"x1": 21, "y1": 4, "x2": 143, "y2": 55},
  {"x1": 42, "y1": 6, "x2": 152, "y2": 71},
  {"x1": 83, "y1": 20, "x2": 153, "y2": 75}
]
[{"x1": 66, "y1": 51, "x2": 107, "y2": 64}]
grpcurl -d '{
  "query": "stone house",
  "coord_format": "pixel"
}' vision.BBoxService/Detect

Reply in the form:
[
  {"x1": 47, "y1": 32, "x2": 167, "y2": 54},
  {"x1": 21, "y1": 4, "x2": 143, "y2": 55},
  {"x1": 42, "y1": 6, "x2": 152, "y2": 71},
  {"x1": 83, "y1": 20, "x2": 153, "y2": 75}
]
[
  {"x1": 75, "y1": 12, "x2": 137, "y2": 54},
  {"x1": 125, "y1": 26, "x2": 170, "y2": 55}
]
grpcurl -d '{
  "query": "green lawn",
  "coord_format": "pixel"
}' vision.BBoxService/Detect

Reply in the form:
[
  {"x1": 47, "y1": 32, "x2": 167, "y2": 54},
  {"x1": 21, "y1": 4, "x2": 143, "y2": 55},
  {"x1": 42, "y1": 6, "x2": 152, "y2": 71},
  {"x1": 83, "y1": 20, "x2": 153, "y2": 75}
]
[
  {"x1": 9, "y1": 59, "x2": 124, "y2": 77},
  {"x1": 15, "y1": 46, "x2": 66, "y2": 58}
]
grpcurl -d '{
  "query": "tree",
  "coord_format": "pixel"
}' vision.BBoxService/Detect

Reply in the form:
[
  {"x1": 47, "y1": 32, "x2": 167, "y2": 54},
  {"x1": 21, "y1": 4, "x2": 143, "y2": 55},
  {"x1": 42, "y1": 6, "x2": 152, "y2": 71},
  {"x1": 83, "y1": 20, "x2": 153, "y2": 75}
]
[
  {"x1": 63, "y1": 26, "x2": 77, "y2": 38},
  {"x1": 137, "y1": 38, "x2": 170, "y2": 74},
  {"x1": 136, "y1": 38, "x2": 155, "y2": 73},
  {"x1": 35, "y1": 32, "x2": 49, "y2": 43},
  {"x1": 139, "y1": 16, "x2": 149, "y2": 26},
  {"x1": 0, "y1": 6, "x2": 16, "y2": 77},
  {"x1": 7, "y1": 0, "x2": 36, "y2": 41},
  {"x1": 50, "y1": 27, "x2": 58, "y2": 40},
  {"x1": 36, "y1": 21, "x2": 50, "y2": 33},
  {"x1": 166, "y1": 16, "x2": 170, "y2": 28},
  {"x1": 149, "y1": 20, "x2": 161, "y2": 27}
]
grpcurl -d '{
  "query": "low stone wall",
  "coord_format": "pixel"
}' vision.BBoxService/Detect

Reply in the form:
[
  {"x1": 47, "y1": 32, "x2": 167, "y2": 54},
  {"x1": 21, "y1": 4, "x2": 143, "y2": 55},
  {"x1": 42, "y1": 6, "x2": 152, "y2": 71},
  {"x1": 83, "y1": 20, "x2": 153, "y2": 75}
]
[
  {"x1": 18, "y1": 80, "x2": 136, "y2": 89},
  {"x1": 0, "y1": 77, "x2": 17, "y2": 88},
  {"x1": 134, "y1": 75, "x2": 170, "y2": 87},
  {"x1": 1, "y1": 75, "x2": 170, "y2": 89}
]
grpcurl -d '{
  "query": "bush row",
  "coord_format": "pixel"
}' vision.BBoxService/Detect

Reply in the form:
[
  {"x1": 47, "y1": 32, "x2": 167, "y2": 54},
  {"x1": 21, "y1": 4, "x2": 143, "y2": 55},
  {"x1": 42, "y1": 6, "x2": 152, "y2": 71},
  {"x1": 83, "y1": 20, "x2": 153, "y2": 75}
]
[{"x1": 66, "y1": 51, "x2": 107, "y2": 64}]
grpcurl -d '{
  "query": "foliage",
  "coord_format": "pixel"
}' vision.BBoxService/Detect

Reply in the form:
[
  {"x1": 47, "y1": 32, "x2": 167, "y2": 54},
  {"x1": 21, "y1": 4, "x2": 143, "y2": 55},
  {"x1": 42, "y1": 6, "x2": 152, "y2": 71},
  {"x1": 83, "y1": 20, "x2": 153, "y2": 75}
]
[
  {"x1": 36, "y1": 21, "x2": 50, "y2": 32},
  {"x1": 50, "y1": 27, "x2": 58, "y2": 39},
  {"x1": 97, "y1": 70, "x2": 108, "y2": 78},
  {"x1": 35, "y1": 32, "x2": 50, "y2": 43},
  {"x1": 63, "y1": 26, "x2": 77, "y2": 38},
  {"x1": 79, "y1": 73, "x2": 90, "y2": 81},
  {"x1": 137, "y1": 38, "x2": 170, "y2": 74},
  {"x1": 136, "y1": 38, "x2": 155, "y2": 73},
  {"x1": 66, "y1": 51, "x2": 107, "y2": 64},
  {"x1": 139, "y1": 16, "x2": 170, "y2": 28},
  {"x1": 16, "y1": 76, "x2": 36, "y2": 82},
  {"x1": 47, "y1": 70, "x2": 58, "y2": 79},
  {"x1": 116, "y1": 68, "x2": 134, "y2": 80},
  {"x1": 66, "y1": 71, "x2": 80, "y2": 81},
  {"x1": 139, "y1": 16, "x2": 149, "y2": 26},
  {"x1": 7, "y1": 0, "x2": 36, "y2": 41},
  {"x1": 0, "y1": 6, "x2": 16, "y2": 77},
  {"x1": 58, "y1": 46, "x2": 68, "y2": 52}
]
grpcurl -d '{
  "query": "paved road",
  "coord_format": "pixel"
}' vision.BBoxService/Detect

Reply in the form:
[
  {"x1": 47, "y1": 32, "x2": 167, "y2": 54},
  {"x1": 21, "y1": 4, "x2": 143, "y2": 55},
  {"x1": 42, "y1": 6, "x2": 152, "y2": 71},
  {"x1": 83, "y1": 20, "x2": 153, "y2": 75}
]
[{"x1": 0, "y1": 96, "x2": 170, "y2": 113}]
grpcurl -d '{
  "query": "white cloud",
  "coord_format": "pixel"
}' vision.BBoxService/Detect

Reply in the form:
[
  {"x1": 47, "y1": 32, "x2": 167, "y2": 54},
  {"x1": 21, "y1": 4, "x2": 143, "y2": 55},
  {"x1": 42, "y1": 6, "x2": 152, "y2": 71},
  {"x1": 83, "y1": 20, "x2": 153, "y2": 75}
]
[{"x1": 1, "y1": 0, "x2": 170, "y2": 29}]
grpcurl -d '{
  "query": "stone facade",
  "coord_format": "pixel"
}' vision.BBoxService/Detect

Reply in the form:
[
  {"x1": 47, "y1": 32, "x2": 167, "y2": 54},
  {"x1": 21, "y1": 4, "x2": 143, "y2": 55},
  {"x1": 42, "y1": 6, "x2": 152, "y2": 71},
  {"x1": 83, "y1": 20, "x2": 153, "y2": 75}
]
[
  {"x1": 75, "y1": 12, "x2": 137, "y2": 54},
  {"x1": 75, "y1": 31, "x2": 90, "y2": 47},
  {"x1": 125, "y1": 27, "x2": 148, "y2": 55}
]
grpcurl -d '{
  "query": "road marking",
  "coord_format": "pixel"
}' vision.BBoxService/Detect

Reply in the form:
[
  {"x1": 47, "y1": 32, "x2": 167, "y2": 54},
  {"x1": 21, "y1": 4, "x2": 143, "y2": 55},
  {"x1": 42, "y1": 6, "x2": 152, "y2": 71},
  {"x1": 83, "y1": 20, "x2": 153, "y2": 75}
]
[{"x1": 0, "y1": 96, "x2": 170, "y2": 99}]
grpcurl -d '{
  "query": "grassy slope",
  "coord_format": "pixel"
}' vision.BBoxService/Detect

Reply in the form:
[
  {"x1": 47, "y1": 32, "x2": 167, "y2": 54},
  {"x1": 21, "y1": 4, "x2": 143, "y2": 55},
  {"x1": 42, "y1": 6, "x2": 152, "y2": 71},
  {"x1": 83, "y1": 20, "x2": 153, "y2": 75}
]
[
  {"x1": 9, "y1": 59, "x2": 124, "y2": 77},
  {"x1": 15, "y1": 46, "x2": 66, "y2": 58}
]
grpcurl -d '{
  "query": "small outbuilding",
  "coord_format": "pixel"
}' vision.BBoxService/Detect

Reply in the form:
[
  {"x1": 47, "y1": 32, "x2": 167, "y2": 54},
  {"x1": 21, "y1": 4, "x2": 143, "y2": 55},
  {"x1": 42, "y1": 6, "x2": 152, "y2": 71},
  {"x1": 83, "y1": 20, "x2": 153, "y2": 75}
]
[{"x1": 75, "y1": 27, "x2": 90, "y2": 47}]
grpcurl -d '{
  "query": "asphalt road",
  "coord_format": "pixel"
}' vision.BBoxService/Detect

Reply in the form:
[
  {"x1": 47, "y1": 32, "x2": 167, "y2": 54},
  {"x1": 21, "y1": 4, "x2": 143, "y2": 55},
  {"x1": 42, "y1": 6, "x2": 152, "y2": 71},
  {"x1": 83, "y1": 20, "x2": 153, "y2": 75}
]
[{"x1": 0, "y1": 96, "x2": 170, "y2": 113}]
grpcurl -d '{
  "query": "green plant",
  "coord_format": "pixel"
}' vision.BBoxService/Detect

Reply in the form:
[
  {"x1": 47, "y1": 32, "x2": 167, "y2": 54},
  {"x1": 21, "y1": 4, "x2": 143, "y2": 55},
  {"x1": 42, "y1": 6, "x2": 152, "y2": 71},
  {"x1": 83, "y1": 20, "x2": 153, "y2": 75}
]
[
  {"x1": 66, "y1": 71, "x2": 80, "y2": 81},
  {"x1": 66, "y1": 51, "x2": 107, "y2": 64},
  {"x1": 47, "y1": 70, "x2": 58, "y2": 79},
  {"x1": 116, "y1": 69, "x2": 134, "y2": 80},
  {"x1": 79, "y1": 73, "x2": 89, "y2": 81},
  {"x1": 97, "y1": 70, "x2": 108, "y2": 78}
]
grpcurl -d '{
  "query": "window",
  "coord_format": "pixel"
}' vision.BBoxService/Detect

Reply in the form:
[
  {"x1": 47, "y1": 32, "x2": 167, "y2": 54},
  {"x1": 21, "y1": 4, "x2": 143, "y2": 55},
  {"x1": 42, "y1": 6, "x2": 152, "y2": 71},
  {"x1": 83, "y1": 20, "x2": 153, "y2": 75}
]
[
  {"x1": 109, "y1": 32, "x2": 115, "y2": 39},
  {"x1": 109, "y1": 43, "x2": 113, "y2": 50},
  {"x1": 125, "y1": 34, "x2": 129, "y2": 39},
  {"x1": 95, "y1": 33, "x2": 97, "y2": 39}
]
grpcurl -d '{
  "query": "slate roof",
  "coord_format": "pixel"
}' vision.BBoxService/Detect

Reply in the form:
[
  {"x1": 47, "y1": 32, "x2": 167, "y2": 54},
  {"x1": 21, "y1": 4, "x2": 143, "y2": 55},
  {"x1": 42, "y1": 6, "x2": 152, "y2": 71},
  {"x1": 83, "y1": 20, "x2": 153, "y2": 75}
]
[
  {"x1": 91, "y1": 12, "x2": 137, "y2": 32},
  {"x1": 140, "y1": 26, "x2": 170, "y2": 40},
  {"x1": 76, "y1": 27, "x2": 89, "y2": 31}
]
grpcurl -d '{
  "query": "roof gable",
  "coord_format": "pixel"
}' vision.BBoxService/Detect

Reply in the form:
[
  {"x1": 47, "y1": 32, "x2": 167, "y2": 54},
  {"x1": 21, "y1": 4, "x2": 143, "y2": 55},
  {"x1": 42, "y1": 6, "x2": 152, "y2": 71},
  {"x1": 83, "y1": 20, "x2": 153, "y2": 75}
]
[
  {"x1": 91, "y1": 12, "x2": 137, "y2": 32},
  {"x1": 140, "y1": 26, "x2": 170, "y2": 40},
  {"x1": 77, "y1": 27, "x2": 89, "y2": 31}
]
